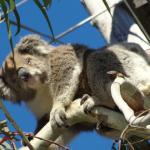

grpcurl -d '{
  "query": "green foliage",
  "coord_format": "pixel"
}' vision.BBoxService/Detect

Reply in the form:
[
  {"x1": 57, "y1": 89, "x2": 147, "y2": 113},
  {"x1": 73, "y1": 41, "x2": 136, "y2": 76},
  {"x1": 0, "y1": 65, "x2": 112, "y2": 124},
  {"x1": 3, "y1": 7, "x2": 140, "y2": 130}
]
[
  {"x1": 42, "y1": 0, "x2": 52, "y2": 8},
  {"x1": 34, "y1": 0, "x2": 54, "y2": 38},
  {"x1": 3, "y1": 0, "x2": 21, "y2": 35},
  {"x1": 0, "y1": 0, "x2": 14, "y2": 50},
  {"x1": 0, "y1": 0, "x2": 53, "y2": 51}
]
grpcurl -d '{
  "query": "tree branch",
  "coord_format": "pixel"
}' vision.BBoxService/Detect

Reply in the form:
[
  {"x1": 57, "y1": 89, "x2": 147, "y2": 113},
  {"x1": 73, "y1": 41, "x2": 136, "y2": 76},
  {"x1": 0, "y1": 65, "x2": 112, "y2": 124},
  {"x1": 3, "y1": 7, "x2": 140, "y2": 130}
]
[
  {"x1": 0, "y1": 99, "x2": 34, "y2": 150},
  {"x1": 19, "y1": 98, "x2": 150, "y2": 150},
  {"x1": 81, "y1": 0, "x2": 150, "y2": 50}
]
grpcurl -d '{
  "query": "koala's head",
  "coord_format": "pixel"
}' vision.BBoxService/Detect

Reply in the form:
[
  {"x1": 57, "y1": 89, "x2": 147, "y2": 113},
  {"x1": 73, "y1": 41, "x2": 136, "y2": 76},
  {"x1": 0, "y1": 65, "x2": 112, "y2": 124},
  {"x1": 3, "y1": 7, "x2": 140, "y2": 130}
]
[{"x1": 1, "y1": 35, "x2": 53, "y2": 101}]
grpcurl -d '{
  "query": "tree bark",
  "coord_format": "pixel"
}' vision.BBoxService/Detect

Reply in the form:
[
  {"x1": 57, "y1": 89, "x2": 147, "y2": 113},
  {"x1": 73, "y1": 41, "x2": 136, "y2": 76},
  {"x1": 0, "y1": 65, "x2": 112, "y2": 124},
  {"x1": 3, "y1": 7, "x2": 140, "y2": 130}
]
[
  {"x1": 81, "y1": 0, "x2": 150, "y2": 50},
  {"x1": 19, "y1": 99, "x2": 150, "y2": 150}
]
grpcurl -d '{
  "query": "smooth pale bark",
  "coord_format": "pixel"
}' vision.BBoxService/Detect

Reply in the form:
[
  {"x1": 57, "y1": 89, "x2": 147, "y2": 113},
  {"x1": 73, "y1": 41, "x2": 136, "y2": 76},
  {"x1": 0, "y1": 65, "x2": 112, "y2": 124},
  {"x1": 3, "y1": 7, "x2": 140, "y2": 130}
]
[
  {"x1": 19, "y1": 99, "x2": 150, "y2": 150},
  {"x1": 81, "y1": 0, "x2": 150, "y2": 50}
]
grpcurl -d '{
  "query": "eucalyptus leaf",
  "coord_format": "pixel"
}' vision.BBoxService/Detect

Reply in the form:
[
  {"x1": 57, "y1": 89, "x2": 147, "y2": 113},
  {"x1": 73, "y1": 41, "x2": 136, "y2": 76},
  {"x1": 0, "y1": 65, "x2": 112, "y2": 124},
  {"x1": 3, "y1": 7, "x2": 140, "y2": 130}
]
[
  {"x1": 13, "y1": 8, "x2": 21, "y2": 35},
  {"x1": 7, "y1": 0, "x2": 15, "y2": 12},
  {"x1": 0, "y1": 0, "x2": 11, "y2": 39},
  {"x1": 0, "y1": 0, "x2": 54, "y2": 52},
  {"x1": 5, "y1": 0, "x2": 21, "y2": 35},
  {"x1": 34, "y1": 0, "x2": 54, "y2": 39},
  {"x1": 42, "y1": 0, "x2": 52, "y2": 8},
  {"x1": 0, "y1": 0, "x2": 14, "y2": 51}
]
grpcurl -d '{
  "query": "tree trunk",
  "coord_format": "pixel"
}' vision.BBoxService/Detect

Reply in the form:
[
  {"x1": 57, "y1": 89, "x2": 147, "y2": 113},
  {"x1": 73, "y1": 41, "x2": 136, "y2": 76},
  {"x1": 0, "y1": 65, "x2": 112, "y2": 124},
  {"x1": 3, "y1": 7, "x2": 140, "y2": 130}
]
[{"x1": 81, "y1": 0, "x2": 150, "y2": 50}]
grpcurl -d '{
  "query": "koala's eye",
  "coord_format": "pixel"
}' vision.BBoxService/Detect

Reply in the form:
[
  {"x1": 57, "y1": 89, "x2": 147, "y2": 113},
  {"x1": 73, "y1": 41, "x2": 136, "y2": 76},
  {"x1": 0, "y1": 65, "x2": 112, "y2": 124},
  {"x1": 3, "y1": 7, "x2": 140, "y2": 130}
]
[{"x1": 25, "y1": 57, "x2": 31, "y2": 65}]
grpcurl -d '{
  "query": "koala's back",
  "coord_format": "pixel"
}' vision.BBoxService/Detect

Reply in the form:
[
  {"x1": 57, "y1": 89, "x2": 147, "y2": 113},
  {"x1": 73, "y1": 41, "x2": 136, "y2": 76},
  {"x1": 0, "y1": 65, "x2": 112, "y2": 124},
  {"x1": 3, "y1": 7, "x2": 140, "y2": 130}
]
[{"x1": 86, "y1": 43, "x2": 150, "y2": 108}]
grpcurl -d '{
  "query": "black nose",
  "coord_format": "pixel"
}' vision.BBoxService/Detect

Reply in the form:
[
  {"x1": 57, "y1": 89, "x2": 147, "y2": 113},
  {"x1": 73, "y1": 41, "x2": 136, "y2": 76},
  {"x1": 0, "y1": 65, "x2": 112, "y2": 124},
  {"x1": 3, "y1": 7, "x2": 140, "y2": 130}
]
[{"x1": 17, "y1": 67, "x2": 30, "y2": 81}]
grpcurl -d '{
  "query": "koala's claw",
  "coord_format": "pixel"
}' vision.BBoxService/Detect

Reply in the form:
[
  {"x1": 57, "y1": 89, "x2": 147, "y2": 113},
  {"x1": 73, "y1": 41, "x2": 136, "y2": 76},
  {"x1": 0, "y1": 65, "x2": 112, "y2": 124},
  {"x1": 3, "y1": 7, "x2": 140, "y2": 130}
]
[
  {"x1": 80, "y1": 94, "x2": 89, "y2": 105},
  {"x1": 81, "y1": 94, "x2": 95, "y2": 114},
  {"x1": 50, "y1": 107, "x2": 68, "y2": 128}
]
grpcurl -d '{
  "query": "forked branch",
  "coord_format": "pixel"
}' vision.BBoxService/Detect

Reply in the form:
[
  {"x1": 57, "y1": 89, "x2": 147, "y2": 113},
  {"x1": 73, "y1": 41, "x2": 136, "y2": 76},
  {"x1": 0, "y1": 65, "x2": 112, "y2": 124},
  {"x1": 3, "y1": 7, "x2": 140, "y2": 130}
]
[
  {"x1": 19, "y1": 98, "x2": 150, "y2": 150},
  {"x1": 111, "y1": 73, "x2": 150, "y2": 127}
]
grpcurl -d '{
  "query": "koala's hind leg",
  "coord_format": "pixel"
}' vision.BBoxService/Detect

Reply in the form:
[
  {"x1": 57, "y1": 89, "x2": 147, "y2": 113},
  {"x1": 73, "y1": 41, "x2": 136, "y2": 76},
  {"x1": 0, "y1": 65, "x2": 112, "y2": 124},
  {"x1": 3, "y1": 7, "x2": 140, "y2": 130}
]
[{"x1": 110, "y1": 71, "x2": 150, "y2": 128}]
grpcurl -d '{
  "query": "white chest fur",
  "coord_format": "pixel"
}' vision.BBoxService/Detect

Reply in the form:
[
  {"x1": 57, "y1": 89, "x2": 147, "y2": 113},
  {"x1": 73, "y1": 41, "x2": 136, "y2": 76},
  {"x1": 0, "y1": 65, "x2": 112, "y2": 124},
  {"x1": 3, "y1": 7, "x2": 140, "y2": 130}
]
[{"x1": 26, "y1": 85, "x2": 52, "y2": 119}]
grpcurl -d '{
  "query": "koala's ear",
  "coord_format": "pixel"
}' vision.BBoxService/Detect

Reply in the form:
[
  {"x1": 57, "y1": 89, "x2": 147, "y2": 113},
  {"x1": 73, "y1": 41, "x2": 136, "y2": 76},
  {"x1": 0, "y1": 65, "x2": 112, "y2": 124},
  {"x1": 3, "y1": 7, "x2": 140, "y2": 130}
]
[{"x1": 15, "y1": 34, "x2": 53, "y2": 55}]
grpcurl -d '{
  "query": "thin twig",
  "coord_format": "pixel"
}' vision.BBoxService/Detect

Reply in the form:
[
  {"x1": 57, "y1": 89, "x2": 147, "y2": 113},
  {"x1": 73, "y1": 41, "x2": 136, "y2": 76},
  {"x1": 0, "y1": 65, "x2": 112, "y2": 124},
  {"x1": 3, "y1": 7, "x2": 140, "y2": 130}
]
[
  {"x1": 0, "y1": 0, "x2": 64, "y2": 44},
  {"x1": 15, "y1": 0, "x2": 29, "y2": 8},
  {"x1": 131, "y1": 135, "x2": 150, "y2": 145},
  {"x1": 123, "y1": 109, "x2": 150, "y2": 138},
  {"x1": 50, "y1": 5, "x2": 116, "y2": 43},
  {"x1": 33, "y1": 136, "x2": 69, "y2": 150},
  {"x1": 125, "y1": 138, "x2": 135, "y2": 150},
  {"x1": 7, "y1": 131, "x2": 69, "y2": 150},
  {"x1": 0, "y1": 99, "x2": 34, "y2": 150},
  {"x1": 9, "y1": 20, "x2": 64, "y2": 44},
  {"x1": 118, "y1": 109, "x2": 150, "y2": 149},
  {"x1": 22, "y1": 132, "x2": 70, "y2": 150},
  {"x1": 118, "y1": 124, "x2": 130, "y2": 150}
]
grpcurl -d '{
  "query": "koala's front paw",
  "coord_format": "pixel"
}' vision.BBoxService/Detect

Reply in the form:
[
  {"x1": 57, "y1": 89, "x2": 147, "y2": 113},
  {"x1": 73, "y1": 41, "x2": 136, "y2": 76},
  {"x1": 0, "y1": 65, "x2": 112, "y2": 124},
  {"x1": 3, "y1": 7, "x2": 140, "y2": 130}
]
[
  {"x1": 80, "y1": 94, "x2": 95, "y2": 114},
  {"x1": 50, "y1": 105, "x2": 68, "y2": 128}
]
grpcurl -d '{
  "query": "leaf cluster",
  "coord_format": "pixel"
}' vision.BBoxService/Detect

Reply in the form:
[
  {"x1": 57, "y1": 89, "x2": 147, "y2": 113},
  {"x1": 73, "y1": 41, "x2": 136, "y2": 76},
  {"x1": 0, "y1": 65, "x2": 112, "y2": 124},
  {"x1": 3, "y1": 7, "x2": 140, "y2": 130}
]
[{"x1": 0, "y1": 0, "x2": 53, "y2": 51}]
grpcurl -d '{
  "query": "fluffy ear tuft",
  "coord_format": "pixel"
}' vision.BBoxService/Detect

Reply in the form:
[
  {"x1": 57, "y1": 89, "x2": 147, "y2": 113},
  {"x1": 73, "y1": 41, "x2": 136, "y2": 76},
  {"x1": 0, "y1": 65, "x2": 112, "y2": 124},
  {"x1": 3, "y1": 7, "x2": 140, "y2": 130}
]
[{"x1": 15, "y1": 34, "x2": 53, "y2": 56}]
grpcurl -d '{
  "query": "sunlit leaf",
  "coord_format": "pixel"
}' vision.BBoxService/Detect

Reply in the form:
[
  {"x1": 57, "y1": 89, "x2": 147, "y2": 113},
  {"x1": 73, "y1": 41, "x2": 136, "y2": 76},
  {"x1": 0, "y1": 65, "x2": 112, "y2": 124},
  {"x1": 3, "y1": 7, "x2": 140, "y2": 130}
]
[
  {"x1": 34, "y1": 0, "x2": 54, "y2": 39},
  {"x1": 0, "y1": 0, "x2": 14, "y2": 51},
  {"x1": 7, "y1": 0, "x2": 15, "y2": 11},
  {"x1": 5, "y1": 0, "x2": 21, "y2": 35}
]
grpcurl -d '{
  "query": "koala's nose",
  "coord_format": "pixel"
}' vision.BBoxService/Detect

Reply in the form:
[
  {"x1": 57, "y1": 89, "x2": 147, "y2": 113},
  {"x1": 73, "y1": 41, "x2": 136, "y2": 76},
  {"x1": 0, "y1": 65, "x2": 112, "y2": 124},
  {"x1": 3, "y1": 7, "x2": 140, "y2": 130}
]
[{"x1": 17, "y1": 67, "x2": 30, "y2": 81}]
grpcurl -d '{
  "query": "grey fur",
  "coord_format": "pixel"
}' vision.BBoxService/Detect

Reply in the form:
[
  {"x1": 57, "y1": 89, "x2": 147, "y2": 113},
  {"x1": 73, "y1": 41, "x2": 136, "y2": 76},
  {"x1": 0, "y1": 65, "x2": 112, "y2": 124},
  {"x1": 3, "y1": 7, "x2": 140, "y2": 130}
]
[{"x1": 1, "y1": 35, "x2": 150, "y2": 148}]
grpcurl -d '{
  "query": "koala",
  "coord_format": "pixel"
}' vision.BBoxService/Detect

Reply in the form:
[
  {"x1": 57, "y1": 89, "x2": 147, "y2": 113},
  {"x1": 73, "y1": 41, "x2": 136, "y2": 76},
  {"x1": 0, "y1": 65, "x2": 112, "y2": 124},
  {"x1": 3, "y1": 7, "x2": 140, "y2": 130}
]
[{"x1": 1, "y1": 35, "x2": 150, "y2": 148}]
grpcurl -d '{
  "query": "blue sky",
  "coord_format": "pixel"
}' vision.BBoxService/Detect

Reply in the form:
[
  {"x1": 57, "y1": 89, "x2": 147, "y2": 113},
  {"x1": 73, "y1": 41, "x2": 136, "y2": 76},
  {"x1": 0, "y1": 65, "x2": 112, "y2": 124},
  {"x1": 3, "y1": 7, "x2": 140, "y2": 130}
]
[{"x1": 0, "y1": 0, "x2": 114, "y2": 149}]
